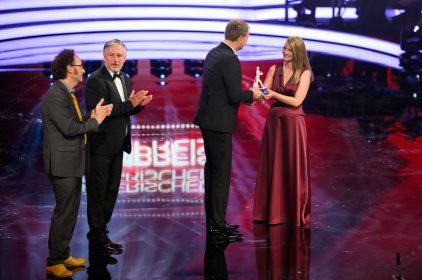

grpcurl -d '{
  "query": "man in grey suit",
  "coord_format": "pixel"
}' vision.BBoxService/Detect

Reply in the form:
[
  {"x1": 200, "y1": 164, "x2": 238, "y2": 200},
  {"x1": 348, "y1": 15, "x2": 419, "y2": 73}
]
[
  {"x1": 193, "y1": 19, "x2": 264, "y2": 243},
  {"x1": 42, "y1": 49, "x2": 112, "y2": 278}
]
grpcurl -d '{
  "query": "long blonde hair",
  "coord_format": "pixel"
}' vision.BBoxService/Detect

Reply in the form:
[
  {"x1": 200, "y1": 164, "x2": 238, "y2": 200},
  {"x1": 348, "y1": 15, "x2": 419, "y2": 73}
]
[{"x1": 286, "y1": 36, "x2": 314, "y2": 84}]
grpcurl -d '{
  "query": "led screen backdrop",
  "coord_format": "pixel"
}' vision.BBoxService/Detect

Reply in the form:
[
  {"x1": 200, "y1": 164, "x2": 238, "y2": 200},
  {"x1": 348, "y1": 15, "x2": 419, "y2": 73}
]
[{"x1": 0, "y1": 0, "x2": 400, "y2": 67}]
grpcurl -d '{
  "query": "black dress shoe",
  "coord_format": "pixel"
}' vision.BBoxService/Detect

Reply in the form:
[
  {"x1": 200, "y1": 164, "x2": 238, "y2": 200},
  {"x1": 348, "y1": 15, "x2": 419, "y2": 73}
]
[
  {"x1": 226, "y1": 224, "x2": 243, "y2": 235},
  {"x1": 226, "y1": 224, "x2": 239, "y2": 230},
  {"x1": 207, "y1": 226, "x2": 243, "y2": 244},
  {"x1": 106, "y1": 241, "x2": 123, "y2": 250},
  {"x1": 90, "y1": 243, "x2": 123, "y2": 256},
  {"x1": 208, "y1": 232, "x2": 243, "y2": 244}
]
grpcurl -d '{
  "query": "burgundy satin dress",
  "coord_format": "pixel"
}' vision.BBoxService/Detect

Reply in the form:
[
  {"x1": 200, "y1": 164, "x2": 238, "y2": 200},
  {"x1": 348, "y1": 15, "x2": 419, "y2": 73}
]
[{"x1": 253, "y1": 63, "x2": 311, "y2": 226}]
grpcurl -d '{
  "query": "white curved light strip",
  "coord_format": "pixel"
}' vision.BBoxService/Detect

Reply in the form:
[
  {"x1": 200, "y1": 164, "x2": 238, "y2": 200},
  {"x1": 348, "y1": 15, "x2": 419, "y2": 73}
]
[
  {"x1": 0, "y1": 20, "x2": 401, "y2": 57},
  {"x1": 0, "y1": 8, "x2": 266, "y2": 25},
  {"x1": 249, "y1": 23, "x2": 401, "y2": 56},
  {"x1": 0, "y1": 0, "x2": 401, "y2": 68},
  {"x1": 0, "y1": 32, "x2": 399, "y2": 68},
  {"x1": 0, "y1": 0, "x2": 286, "y2": 10},
  {"x1": 306, "y1": 41, "x2": 399, "y2": 68},
  {"x1": 0, "y1": 41, "x2": 218, "y2": 60},
  {"x1": 0, "y1": 32, "x2": 225, "y2": 53},
  {"x1": 0, "y1": 7, "x2": 362, "y2": 27}
]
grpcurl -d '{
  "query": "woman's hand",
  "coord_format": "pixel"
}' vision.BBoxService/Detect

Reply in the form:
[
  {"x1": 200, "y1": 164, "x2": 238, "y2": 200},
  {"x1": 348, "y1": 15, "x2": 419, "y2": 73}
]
[{"x1": 265, "y1": 89, "x2": 278, "y2": 100}]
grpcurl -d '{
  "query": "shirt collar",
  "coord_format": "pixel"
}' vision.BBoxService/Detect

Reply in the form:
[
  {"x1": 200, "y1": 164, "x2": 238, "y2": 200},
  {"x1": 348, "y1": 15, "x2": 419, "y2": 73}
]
[
  {"x1": 222, "y1": 41, "x2": 236, "y2": 54},
  {"x1": 59, "y1": 80, "x2": 74, "y2": 93},
  {"x1": 105, "y1": 66, "x2": 120, "y2": 78}
]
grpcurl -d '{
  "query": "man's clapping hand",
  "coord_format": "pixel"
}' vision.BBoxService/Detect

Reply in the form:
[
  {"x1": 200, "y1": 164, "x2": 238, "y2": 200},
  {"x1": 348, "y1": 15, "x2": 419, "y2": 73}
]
[
  {"x1": 129, "y1": 90, "x2": 153, "y2": 107},
  {"x1": 140, "y1": 94, "x2": 152, "y2": 106},
  {"x1": 91, "y1": 98, "x2": 113, "y2": 125}
]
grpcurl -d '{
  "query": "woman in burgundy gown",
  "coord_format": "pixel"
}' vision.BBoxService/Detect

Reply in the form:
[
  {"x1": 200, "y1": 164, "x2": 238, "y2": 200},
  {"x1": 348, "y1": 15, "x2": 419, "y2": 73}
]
[{"x1": 253, "y1": 36, "x2": 314, "y2": 226}]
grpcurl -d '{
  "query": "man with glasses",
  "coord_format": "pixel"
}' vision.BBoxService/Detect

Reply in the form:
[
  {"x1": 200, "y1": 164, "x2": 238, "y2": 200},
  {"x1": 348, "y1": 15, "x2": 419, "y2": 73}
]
[
  {"x1": 85, "y1": 39, "x2": 152, "y2": 256},
  {"x1": 42, "y1": 49, "x2": 112, "y2": 278}
]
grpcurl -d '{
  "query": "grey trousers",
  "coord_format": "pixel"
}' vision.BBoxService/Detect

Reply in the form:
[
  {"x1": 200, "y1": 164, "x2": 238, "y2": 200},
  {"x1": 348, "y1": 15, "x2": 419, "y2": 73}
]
[{"x1": 47, "y1": 176, "x2": 81, "y2": 266}]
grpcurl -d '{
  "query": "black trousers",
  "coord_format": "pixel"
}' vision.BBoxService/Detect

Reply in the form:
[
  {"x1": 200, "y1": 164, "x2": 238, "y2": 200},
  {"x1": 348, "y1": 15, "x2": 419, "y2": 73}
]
[
  {"x1": 200, "y1": 128, "x2": 233, "y2": 228},
  {"x1": 47, "y1": 176, "x2": 82, "y2": 266},
  {"x1": 86, "y1": 152, "x2": 123, "y2": 246}
]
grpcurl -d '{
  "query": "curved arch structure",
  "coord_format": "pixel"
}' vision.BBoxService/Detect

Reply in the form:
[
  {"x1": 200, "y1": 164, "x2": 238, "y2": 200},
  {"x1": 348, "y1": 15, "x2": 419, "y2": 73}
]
[{"x1": 0, "y1": 0, "x2": 400, "y2": 68}]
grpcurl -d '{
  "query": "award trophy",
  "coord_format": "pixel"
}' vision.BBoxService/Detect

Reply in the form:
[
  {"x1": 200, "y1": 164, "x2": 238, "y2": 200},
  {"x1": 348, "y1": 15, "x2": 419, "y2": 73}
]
[{"x1": 254, "y1": 66, "x2": 268, "y2": 95}]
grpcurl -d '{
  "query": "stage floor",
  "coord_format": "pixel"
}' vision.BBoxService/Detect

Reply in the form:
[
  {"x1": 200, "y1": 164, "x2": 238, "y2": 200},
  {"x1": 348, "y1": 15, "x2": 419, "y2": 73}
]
[{"x1": 0, "y1": 60, "x2": 421, "y2": 280}]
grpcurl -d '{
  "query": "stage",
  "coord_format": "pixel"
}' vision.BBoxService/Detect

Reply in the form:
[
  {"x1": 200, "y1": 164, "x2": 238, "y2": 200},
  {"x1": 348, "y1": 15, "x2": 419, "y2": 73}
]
[{"x1": 0, "y1": 58, "x2": 421, "y2": 279}]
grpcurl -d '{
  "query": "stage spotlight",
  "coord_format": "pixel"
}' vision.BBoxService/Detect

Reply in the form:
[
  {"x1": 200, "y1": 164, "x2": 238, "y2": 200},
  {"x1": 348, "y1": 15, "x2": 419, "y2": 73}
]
[
  {"x1": 356, "y1": 0, "x2": 388, "y2": 27},
  {"x1": 391, "y1": 0, "x2": 421, "y2": 28},
  {"x1": 399, "y1": 70, "x2": 421, "y2": 91},
  {"x1": 83, "y1": 60, "x2": 102, "y2": 78},
  {"x1": 293, "y1": 0, "x2": 316, "y2": 23},
  {"x1": 184, "y1": 59, "x2": 204, "y2": 78},
  {"x1": 400, "y1": 25, "x2": 422, "y2": 51},
  {"x1": 122, "y1": 59, "x2": 138, "y2": 78},
  {"x1": 150, "y1": 59, "x2": 172, "y2": 79},
  {"x1": 398, "y1": 16, "x2": 421, "y2": 93},
  {"x1": 399, "y1": 51, "x2": 422, "y2": 70},
  {"x1": 43, "y1": 62, "x2": 52, "y2": 79}
]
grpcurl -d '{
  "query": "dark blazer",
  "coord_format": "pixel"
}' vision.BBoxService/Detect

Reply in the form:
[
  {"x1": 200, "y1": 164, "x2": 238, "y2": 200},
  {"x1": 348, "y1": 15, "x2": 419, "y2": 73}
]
[
  {"x1": 41, "y1": 81, "x2": 98, "y2": 177},
  {"x1": 85, "y1": 66, "x2": 143, "y2": 155},
  {"x1": 193, "y1": 42, "x2": 253, "y2": 133}
]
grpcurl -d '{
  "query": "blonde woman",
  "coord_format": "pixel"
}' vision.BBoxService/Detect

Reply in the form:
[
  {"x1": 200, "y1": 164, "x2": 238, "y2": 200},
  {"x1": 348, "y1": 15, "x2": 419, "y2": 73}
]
[{"x1": 253, "y1": 36, "x2": 314, "y2": 226}]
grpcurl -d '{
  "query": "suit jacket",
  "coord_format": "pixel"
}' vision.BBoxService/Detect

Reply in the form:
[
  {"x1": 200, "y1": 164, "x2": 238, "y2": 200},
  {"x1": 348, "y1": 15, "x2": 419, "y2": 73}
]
[
  {"x1": 41, "y1": 81, "x2": 99, "y2": 177},
  {"x1": 193, "y1": 42, "x2": 253, "y2": 133},
  {"x1": 85, "y1": 66, "x2": 143, "y2": 156}
]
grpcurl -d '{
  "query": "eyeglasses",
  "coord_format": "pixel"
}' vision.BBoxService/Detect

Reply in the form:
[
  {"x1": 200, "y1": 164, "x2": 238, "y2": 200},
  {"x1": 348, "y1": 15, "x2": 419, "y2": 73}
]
[{"x1": 70, "y1": 64, "x2": 85, "y2": 68}]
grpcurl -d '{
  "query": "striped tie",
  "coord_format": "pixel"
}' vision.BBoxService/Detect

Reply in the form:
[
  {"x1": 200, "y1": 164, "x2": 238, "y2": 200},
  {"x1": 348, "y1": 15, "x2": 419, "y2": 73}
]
[{"x1": 70, "y1": 91, "x2": 87, "y2": 144}]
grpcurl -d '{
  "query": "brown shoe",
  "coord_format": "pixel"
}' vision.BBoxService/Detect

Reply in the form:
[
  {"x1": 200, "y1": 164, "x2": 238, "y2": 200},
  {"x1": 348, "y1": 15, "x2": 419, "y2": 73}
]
[
  {"x1": 64, "y1": 256, "x2": 86, "y2": 267},
  {"x1": 46, "y1": 264, "x2": 73, "y2": 278}
]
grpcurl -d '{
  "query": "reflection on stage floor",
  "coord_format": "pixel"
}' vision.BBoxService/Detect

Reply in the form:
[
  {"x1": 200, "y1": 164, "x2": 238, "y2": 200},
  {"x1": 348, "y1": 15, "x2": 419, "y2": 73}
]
[{"x1": 0, "y1": 60, "x2": 421, "y2": 279}]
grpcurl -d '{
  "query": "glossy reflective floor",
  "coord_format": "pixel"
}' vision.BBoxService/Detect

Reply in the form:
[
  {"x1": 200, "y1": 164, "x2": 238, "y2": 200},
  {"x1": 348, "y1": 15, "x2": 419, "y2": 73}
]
[{"x1": 0, "y1": 60, "x2": 421, "y2": 280}]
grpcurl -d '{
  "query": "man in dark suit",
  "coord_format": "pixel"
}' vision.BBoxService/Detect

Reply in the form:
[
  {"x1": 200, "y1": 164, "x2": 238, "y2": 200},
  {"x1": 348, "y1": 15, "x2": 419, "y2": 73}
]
[
  {"x1": 42, "y1": 49, "x2": 112, "y2": 278},
  {"x1": 85, "y1": 39, "x2": 152, "y2": 256},
  {"x1": 193, "y1": 19, "x2": 264, "y2": 243}
]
